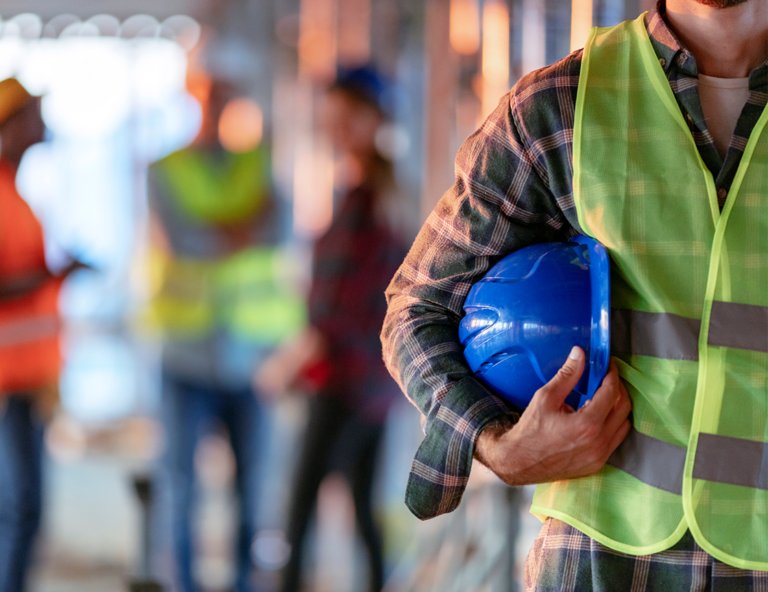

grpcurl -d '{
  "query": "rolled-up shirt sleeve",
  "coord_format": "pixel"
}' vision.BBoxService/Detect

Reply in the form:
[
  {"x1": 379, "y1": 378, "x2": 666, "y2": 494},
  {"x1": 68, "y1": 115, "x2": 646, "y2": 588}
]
[{"x1": 382, "y1": 52, "x2": 583, "y2": 519}]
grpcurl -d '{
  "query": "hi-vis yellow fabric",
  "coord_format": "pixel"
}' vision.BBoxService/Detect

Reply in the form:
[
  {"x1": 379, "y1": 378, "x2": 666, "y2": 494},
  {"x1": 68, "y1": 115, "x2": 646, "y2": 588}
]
[
  {"x1": 148, "y1": 146, "x2": 305, "y2": 344},
  {"x1": 531, "y1": 14, "x2": 768, "y2": 570},
  {"x1": 149, "y1": 247, "x2": 305, "y2": 344},
  {"x1": 156, "y1": 146, "x2": 269, "y2": 224}
]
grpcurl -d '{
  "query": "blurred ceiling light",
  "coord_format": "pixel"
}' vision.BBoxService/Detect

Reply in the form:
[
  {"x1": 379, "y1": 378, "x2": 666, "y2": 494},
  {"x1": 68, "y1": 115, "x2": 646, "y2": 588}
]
[
  {"x1": 60, "y1": 22, "x2": 100, "y2": 38},
  {"x1": 4, "y1": 13, "x2": 43, "y2": 40},
  {"x1": 162, "y1": 15, "x2": 201, "y2": 51},
  {"x1": 338, "y1": 0, "x2": 371, "y2": 66},
  {"x1": 87, "y1": 14, "x2": 121, "y2": 37},
  {"x1": 42, "y1": 14, "x2": 79, "y2": 39},
  {"x1": 449, "y1": 0, "x2": 480, "y2": 56},
  {"x1": 133, "y1": 40, "x2": 187, "y2": 107},
  {"x1": 119, "y1": 14, "x2": 159, "y2": 40},
  {"x1": 298, "y1": 0, "x2": 337, "y2": 80},
  {"x1": 570, "y1": 0, "x2": 593, "y2": 52},
  {"x1": 481, "y1": 0, "x2": 509, "y2": 119},
  {"x1": 218, "y1": 97, "x2": 264, "y2": 153},
  {"x1": 41, "y1": 39, "x2": 133, "y2": 137}
]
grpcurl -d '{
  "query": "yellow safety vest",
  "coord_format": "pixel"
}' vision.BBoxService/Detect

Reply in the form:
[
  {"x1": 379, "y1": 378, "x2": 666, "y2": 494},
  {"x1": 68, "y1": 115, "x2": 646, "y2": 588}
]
[
  {"x1": 148, "y1": 147, "x2": 305, "y2": 344},
  {"x1": 531, "y1": 15, "x2": 768, "y2": 570}
]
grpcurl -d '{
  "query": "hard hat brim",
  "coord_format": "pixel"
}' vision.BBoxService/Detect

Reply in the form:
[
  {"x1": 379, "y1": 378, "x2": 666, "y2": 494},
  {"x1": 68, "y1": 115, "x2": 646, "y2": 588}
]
[{"x1": 573, "y1": 236, "x2": 611, "y2": 408}]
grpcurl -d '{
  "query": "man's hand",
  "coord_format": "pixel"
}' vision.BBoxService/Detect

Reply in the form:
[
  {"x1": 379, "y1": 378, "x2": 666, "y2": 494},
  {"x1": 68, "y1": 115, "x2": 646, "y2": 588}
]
[
  {"x1": 474, "y1": 346, "x2": 631, "y2": 486},
  {"x1": 253, "y1": 327, "x2": 327, "y2": 400}
]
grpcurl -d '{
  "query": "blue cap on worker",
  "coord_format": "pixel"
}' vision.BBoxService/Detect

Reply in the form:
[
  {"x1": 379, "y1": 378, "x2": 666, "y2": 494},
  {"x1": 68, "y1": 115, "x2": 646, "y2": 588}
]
[
  {"x1": 331, "y1": 65, "x2": 394, "y2": 117},
  {"x1": 459, "y1": 236, "x2": 611, "y2": 411}
]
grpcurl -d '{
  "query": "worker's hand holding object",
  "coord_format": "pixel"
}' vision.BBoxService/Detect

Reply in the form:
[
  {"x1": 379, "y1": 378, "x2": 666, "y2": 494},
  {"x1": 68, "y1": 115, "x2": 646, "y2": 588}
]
[{"x1": 474, "y1": 346, "x2": 631, "y2": 487}]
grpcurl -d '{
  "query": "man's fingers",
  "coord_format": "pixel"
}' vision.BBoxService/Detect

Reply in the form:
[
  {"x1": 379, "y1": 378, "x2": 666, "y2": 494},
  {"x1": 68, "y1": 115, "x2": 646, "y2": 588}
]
[
  {"x1": 606, "y1": 417, "x2": 632, "y2": 456},
  {"x1": 535, "y1": 346, "x2": 585, "y2": 410},
  {"x1": 580, "y1": 360, "x2": 623, "y2": 420},
  {"x1": 603, "y1": 381, "x2": 632, "y2": 436}
]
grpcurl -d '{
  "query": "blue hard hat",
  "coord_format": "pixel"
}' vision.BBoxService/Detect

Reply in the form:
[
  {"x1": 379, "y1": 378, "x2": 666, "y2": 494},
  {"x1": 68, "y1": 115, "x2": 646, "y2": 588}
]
[
  {"x1": 332, "y1": 65, "x2": 393, "y2": 116},
  {"x1": 459, "y1": 236, "x2": 610, "y2": 411}
]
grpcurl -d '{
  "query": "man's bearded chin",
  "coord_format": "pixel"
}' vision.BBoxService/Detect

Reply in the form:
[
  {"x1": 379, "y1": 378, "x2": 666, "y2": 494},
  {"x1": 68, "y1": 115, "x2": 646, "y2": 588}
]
[{"x1": 694, "y1": 0, "x2": 750, "y2": 7}]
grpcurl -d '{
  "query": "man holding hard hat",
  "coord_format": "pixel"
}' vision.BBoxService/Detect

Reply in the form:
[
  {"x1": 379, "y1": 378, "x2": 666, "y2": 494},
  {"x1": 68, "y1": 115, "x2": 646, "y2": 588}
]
[{"x1": 383, "y1": 0, "x2": 768, "y2": 588}]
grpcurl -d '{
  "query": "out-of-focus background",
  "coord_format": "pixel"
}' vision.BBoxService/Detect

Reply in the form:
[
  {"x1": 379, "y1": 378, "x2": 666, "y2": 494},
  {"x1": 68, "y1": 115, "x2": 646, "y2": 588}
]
[{"x1": 0, "y1": 0, "x2": 653, "y2": 591}]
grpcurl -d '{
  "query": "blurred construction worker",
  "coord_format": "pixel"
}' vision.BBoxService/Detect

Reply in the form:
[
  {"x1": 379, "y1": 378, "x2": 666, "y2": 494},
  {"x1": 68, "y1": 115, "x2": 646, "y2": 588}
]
[
  {"x1": 0, "y1": 78, "x2": 86, "y2": 592},
  {"x1": 257, "y1": 66, "x2": 408, "y2": 592},
  {"x1": 147, "y1": 72, "x2": 304, "y2": 592}
]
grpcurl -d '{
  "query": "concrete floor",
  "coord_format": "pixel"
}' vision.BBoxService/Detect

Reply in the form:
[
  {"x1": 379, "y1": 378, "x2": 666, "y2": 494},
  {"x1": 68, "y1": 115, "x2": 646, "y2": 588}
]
[{"x1": 25, "y1": 409, "x2": 541, "y2": 592}]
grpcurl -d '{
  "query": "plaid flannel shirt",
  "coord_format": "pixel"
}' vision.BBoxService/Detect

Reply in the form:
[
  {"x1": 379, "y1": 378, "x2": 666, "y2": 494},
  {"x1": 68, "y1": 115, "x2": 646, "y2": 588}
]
[
  {"x1": 310, "y1": 182, "x2": 407, "y2": 422},
  {"x1": 382, "y1": 1, "x2": 768, "y2": 520},
  {"x1": 525, "y1": 518, "x2": 768, "y2": 591}
]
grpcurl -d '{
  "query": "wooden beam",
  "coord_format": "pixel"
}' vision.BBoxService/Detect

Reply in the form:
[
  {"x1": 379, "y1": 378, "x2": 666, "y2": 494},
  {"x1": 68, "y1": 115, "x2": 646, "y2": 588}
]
[{"x1": 422, "y1": 0, "x2": 459, "y2": 218}]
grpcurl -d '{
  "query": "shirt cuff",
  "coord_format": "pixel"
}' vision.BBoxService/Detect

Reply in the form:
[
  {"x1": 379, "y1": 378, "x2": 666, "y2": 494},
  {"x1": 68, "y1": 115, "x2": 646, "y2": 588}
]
[{"x1": 404, "y1": 376, "x2": 517, "y2": 519}]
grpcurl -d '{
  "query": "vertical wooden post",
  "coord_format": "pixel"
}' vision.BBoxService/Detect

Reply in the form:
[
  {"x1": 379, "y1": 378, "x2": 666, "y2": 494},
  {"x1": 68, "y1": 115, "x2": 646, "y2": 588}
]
[
  {"x1": 521, "y1": 0, "x2": 546, "y2": 75},
  {"x1": 481, "y1": 0, "x2": 510, "y2": 120},
  {"x1": 570, "y1": 0, "x2": 593, "y2": 52},
  {"x1": 338, "y1": 0, "x2": 371, "y2": 66},
  {"x1": 423, "y1": 0, "x2": 459, "y2": 218}
]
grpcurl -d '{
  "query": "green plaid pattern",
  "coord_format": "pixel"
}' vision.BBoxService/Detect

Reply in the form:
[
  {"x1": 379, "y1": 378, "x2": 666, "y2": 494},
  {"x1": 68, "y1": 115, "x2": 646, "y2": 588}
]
[
  {"x1": 382, "y1": 0, "x2": 768, "y2": 520},
  {"x1": 525, "y1": 519, "x2": 768, "y2": 591}
]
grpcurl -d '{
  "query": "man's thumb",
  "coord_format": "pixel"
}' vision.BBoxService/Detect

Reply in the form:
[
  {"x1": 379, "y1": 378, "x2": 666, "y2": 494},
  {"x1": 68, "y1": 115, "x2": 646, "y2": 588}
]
[{"x1": 538, "y1": 346, "x2": 585, "y2": 408}]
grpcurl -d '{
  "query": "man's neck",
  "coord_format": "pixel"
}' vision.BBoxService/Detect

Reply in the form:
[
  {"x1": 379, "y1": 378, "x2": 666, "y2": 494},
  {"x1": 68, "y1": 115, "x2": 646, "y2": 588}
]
[{"x1": 665, "y1": 0, "x2": 768, "y2": 78}]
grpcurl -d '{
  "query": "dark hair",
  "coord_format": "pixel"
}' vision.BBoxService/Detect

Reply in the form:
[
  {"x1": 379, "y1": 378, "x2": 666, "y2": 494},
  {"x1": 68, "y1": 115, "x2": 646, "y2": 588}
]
[{"x1": 330, "y1": 65, "x2": 392, "y2": 117}]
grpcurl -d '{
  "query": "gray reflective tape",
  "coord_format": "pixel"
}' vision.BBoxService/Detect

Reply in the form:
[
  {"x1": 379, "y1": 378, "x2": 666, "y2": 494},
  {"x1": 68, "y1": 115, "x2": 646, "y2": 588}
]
[
  {"x1": 708, "y1": 301, "x2": 768, "y2": 353},
  {"x1": 0, "y1": 316, "x2": 59, "y2": 347},
  {"x1": 692, "y1": 433, "x2": 768, "y2": 491},
  {"x1": 611, "y1": 309, "x2": 700, "y2": 361},
  {"x1": 607, "y1": 427, "x2": 686, "y2": 494}
]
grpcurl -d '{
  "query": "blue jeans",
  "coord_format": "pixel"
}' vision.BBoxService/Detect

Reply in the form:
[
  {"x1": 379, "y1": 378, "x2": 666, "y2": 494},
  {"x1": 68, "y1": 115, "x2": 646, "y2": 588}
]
[
  {"x1": 0, "y1": 396, "x2": 44, "y2": 592},
  {"x1": 161, "y1": 373, "x2": 263, "y2": 592}
]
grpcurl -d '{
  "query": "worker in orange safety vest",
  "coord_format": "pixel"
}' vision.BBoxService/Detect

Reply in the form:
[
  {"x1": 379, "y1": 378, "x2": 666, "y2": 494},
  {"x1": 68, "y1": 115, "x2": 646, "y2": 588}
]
[{"x1": 0, "y1": 78, "x2": 88, "y2": 592}]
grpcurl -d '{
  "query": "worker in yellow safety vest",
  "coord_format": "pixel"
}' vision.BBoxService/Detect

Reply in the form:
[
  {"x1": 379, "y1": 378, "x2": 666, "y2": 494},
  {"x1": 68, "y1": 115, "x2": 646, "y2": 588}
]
[
  {"x1": 146, "y1": 75, "x2": 304, "y2": 592},
  {"x1": 382, "y1": 0, "x2": 768, "y2": 589}
]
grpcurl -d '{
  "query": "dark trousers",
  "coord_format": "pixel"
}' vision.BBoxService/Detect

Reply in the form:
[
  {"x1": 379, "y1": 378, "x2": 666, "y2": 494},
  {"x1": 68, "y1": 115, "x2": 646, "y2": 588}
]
[
  {"x1": 161, "y1": 373, "x2": 263, "y2": 592},
  {"x1": 280, "y1": 397, "x2": 385, "y2": 592},
  {"x1": 0, "y1": 396, "x2": 44, "y2": 592}
]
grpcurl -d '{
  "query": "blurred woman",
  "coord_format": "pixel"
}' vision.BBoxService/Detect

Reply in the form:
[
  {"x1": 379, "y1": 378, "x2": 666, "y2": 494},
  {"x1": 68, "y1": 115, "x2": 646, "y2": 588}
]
[{"x1": 258, "y1": 66, "x2": 409, "y2": 592}]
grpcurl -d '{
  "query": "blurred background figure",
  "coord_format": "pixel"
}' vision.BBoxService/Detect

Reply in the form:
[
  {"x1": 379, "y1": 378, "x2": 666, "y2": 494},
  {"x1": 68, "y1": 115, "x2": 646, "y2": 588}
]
[
  {"x1": 146, "y1": 58, "x2": 305, "y2": 592},
  {"x1": 0, "y1": 77, "x2": 87, "y2": 592},
  {"x1": 0, "y1": 2, "x2": 653, "y2": 590},
  {"x1": 257, "y1": 66, "x2": 408, "y2": 592}
]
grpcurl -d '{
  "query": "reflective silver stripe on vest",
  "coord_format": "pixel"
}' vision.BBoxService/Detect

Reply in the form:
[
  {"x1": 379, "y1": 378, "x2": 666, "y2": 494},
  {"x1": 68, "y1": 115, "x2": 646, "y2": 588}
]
[
  {"x1": 693, "y1": 433, "x2": 768, "y2": 491},
  {"x1": 607, "y1": 427, "x2": 686, "y2": 494},
  {"x1": 708, "y1": 301, "x2": 768, "y2": 353},
  {"x1": 611, "y1": 309, "x2": 701, "y2": 361},
  {"x1": 0, "y1": 316, "x2": 59, "y2": 347}
]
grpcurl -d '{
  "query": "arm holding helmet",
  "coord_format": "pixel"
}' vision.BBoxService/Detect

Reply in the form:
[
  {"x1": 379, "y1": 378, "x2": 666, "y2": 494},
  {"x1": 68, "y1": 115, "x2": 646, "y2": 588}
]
[
  {"x1": 382, "y1": 54, "x2": 631, "y2": 519},
  {"x1": 474, "y1": 347, "x2": 631, "y2": 488}
]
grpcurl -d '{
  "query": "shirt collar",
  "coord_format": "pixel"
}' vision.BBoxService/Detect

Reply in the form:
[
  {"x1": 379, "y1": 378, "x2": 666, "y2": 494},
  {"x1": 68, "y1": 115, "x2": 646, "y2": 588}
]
[
  {"x1": 646, "y1": 0, "x2": 768, "y2": 86},
  {"x1": 645, "y1": 1, "x2": 698, "y2": 78}
]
